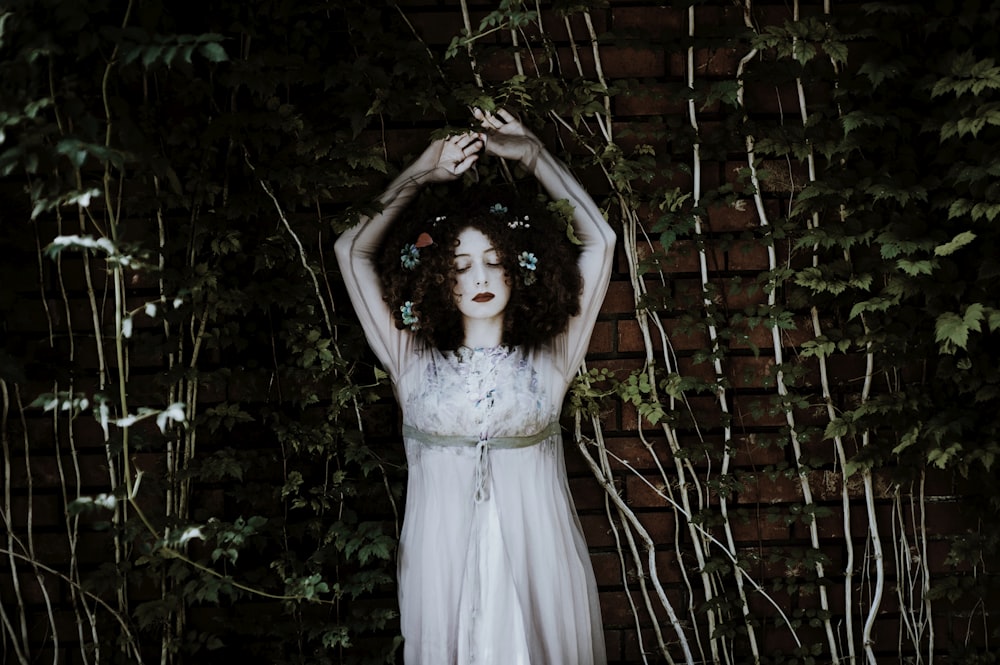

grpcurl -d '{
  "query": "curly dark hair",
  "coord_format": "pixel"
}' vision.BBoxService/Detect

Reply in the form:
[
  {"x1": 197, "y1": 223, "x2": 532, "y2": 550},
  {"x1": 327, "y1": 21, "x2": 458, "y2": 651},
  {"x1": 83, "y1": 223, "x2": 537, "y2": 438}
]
[{"x1": 377, "y1": 184, "x2": 583, "y2": 351}]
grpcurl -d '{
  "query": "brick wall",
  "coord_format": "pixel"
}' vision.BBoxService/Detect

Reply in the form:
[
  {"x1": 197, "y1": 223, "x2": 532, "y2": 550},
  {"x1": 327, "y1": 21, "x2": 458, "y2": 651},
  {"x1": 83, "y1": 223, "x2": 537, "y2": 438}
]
[{"x1": 1, "y1": 2, "x2": 986, "y2": 664}]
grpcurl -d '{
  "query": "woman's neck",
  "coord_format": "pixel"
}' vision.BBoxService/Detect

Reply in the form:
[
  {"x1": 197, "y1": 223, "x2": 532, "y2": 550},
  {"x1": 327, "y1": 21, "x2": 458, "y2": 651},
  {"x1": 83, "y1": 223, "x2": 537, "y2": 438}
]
[{"x1": 462, "y1": 318, "x2": 504, "y2": 349}]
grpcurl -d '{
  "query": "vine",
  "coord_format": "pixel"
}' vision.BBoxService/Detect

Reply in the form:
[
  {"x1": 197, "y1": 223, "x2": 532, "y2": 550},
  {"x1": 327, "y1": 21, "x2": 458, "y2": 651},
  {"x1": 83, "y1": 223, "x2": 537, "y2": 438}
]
[{"x1": 2, "y1": 1, "x2": 998, "y2": 664}]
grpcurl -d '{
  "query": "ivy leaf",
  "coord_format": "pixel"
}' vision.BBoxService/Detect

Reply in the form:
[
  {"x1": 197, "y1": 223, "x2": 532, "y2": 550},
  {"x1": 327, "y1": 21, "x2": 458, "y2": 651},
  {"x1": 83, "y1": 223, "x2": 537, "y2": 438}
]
[
  {"x1": 824, "y1": 40, "x2": 849, "y2": 65},
  {"x1": 987, "y1": 307, "x2": 1000, "y2": 332},
  {"x1": 934, "y1": 230, "x2": 976, "y2": 256},
  {"x1": 841, "y1": 110, "x2": 887, "y2": 134},
  {"x1": 198, "y1": 41, "x2": 228, "y2": 63},
  {"x1": 896, "y1": 259, "x2": 936, "y2": 276},
  {"x1": 934, "y1": 304, "x2": 984, "y2": 352},
  {"x1": 849, "y1": 296, "x2": 897, "y2": 320},
  {"x1": 948, "y1": 198, "x2": 973, "y2": 220}
]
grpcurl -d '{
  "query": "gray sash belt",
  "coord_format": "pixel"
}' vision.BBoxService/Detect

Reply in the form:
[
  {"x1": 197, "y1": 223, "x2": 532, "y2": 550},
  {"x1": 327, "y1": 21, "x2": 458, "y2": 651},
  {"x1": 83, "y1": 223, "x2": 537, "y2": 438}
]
[{"x1": 401, "y1": 421, "x2": 560, "y2": 502}]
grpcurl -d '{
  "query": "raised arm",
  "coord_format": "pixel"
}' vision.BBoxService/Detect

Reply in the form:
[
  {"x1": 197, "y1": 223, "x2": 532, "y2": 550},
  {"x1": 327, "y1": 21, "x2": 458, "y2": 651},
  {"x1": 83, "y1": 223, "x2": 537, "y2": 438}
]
[
  {"x1": 334, "y1": 133, "x2": 484, "y2": 379},
  {"x1": 475, "y1": 109, "x2": 617, "y2": 381}
]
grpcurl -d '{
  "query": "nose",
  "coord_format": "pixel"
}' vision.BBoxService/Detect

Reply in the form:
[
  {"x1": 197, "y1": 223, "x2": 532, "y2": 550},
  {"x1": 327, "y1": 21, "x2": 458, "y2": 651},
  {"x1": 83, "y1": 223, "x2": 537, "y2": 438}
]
[{"x1": 472, "y1": 261, "x2": 488, "y2": 286}]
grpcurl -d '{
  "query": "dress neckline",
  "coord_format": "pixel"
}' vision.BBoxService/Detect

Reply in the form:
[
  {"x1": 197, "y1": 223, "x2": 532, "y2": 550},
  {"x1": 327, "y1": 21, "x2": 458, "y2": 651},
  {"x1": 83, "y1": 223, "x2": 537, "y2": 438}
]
[{"x1": 453, "y1": 345, "x2": 513, "y2": 363}]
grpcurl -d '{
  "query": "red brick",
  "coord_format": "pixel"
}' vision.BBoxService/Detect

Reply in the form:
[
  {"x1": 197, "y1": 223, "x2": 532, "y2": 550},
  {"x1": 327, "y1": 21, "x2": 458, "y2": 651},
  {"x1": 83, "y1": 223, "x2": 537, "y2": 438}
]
[
  {"x1": 922, "y1": 501, "x2": 979, "y2": 537},
  {"x1": 599, "y1": 46, "x2": 665, "y2": 79},
  {"x1": 728, "y1": 432, "x2": 789, "y2": 467},
  {"x1": 706, "y1": 201, "x2": 758, "y2": 232},
  {"x1": 606, "y1": 436, "x2": 668, "y2": 474},
  {"x1": 614, "y1": 83, "x2": 687, "y2": 117},
  {"x1": 588, "y1": 319, "x2": 616, "y2": 354},
  {"x1": 922, "y1": 467, "x2": 957, "y2": 498},
  {"x1": 539, "y1": 7, "x2": 609, "y2": 41},
  {"x1": 570, "y1": 473, "x2": 617, "y2": 511},
  {"x1": 623, "y1": 627, "x2": 678, "y2": 662},
  {"x1": 727, "y1": 239, "x2": 772, "y2": 271},
  {"x1": 617, "y1": 318, "x2": 660, "y2": 354},
  {"x1": 0, "y1": 570, "x2": 60, "y2": 607},
  {"x1": 600, "y1": 586, "x2": 686, "y2": 628},
  {"x1": 727, "y1": 355, "x2": 776, "y2": 389},
  {"x1": 701, "y1": 46, "x2": 741, "y2": 77},
  {"x1": 743, "y1": 80, "x2": 802, "y2": 115},
  {"x1": 631, "y1": 509, "x2": 677, "y2": 547},
  {"x1": 624, "y1": 473, "x2": 671, "y2": 509},
  {"x1": 601, "y1": 280, "x2": 637, "y2": 315},
  {"x1": 730, "y1": 314, "x2": 816, "y2": 351},
  {"x1": 599, "y1": 590, "x2": 636, "y2": 625},
  {"x1": 825, "y1": 353, "x2": 870, "y2": 387},
  {"x1": 662, "y1": 317, "x2": 713, "y2": 352},
  {"x1": 7, "y1": 451, "x2": 119, "y2": 490},
  {"x1": 738, "y1": 470, "x2": 804, "y2": 504},
  {"x1": 612, "y1": 6, "x2": 683, "y2": 33},
  {"x1": 730, "y1": 394, "x2": 787, "y2": 427},
  {"x1": 591, "y1": 550, "x2": 624, "y2": 586},
  {"x1": 644, "y1": 239, "x2": 706, "y2": 274},
  {"x1": 674, "y1": 356, "x2": 718, "y2": 384},
  {"x1": 8, "y1": 493, "x2": 64, "y2": 529},
  {"x1": 580, "y1": 513, "x2": 616, "y2": 548},
  {"x1": 603, "y1": 628, "x2": 624, "y2": 661},
  {"x1": 724, "y1": 509, "x2": 790, "y2": 542}
]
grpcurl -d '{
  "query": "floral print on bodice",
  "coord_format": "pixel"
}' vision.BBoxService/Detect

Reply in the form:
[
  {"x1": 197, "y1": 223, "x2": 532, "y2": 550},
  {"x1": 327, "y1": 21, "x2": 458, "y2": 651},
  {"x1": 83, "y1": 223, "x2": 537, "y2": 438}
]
[{"x1": 402, "y1": 345, "x2": 557, "y2": 440}]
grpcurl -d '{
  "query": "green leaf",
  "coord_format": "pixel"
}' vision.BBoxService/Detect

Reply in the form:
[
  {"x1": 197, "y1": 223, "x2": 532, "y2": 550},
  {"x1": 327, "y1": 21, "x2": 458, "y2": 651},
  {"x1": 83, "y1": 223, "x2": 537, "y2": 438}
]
[
  {"x1": 896, "y1": 259, "x2": 936, "y2": 276},
  {"x1": 934, "y1": 305, "x2": 983, "y2": 352},
  {"x1": 934, "y1": 231, "x2": 976, "y2": 256},
  {"x1": 198, "y1": 41, "x2": 228, "y2": 63}
]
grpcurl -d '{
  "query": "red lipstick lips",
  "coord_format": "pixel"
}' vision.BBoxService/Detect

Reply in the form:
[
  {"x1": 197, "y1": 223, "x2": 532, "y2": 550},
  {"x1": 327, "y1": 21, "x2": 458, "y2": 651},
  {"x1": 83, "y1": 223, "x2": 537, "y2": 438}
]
[{"x1": 472, "y1": 292, "x2": 495, "y2": 302}]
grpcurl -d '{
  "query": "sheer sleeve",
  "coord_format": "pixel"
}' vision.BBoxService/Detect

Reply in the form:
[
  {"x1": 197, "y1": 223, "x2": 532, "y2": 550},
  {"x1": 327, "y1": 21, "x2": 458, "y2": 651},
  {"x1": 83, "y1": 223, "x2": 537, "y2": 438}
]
[
  {"x1": 532, "y1": 149, "x2": 617, "y2": 386},
  {"x1": 334, "y1": 134, "x2": 483, "y2": 381},
  {"x1": 335, "y1": 219, "x2": 416, "y2": 382}
]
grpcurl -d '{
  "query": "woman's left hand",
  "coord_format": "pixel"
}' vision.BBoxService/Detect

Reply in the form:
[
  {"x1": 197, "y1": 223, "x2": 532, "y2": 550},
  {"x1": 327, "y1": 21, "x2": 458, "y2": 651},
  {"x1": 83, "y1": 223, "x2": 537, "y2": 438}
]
[
  {"x1": 418, "y1": 132, "x2": 486, "y2": 182},
  {"x1": 473, "y1": 108, "x2": 542, "y2": 166}
]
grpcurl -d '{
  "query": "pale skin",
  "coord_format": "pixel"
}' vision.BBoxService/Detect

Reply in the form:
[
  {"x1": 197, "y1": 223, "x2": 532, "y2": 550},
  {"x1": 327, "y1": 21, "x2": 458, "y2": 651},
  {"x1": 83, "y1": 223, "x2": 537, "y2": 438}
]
[
  {"x1": 452, "y1": 227, "x2": 512, "y2": 348},
  {"x1": 335, "y1": 109, "x2": 616, "y2": 362}
]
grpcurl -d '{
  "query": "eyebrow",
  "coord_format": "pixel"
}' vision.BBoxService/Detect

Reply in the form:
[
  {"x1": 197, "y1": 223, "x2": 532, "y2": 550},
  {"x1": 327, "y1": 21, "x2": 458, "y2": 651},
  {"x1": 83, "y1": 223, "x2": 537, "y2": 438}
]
[{"x1": 453, "y1": 247, "x2": 498, "y2": 258}]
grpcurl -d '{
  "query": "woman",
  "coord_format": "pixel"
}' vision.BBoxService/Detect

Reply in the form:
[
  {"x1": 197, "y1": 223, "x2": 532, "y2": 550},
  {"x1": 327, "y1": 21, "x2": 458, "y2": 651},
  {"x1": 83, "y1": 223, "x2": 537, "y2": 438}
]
[{"x1": 334, "y1": 109, "x2": 615, "y2": 664}]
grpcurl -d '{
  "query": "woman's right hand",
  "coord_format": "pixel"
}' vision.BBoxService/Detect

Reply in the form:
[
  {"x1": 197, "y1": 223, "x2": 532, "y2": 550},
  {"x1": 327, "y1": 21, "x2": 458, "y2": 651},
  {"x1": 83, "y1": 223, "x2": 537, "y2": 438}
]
[{"x1": 416, "y1": 132, "x2": 485, "y2": 183}]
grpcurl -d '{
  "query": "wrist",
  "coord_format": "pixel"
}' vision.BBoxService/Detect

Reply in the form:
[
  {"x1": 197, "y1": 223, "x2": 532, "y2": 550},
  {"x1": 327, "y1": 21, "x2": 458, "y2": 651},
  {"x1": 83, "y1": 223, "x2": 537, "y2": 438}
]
[{"x1": 519, "y1": 139, "x2": 542, "y2": 174}]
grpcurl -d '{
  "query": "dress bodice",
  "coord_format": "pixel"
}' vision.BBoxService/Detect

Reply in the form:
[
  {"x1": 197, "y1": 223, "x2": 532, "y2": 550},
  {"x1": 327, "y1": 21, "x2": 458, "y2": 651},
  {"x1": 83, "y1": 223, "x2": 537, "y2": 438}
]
[{"x1": 400, "y1": 345, "x2": 558, "y2": 440}]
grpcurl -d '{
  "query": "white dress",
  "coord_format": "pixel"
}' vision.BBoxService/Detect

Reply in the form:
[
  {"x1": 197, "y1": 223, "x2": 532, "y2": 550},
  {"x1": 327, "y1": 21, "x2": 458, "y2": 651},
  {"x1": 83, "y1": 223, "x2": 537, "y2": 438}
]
[
  {"x1": 335, "y1": 184, "x2": 613, "y2": 664},
  {"x1": 394, "y1": 343, "x2": 606, "y2": 664}
]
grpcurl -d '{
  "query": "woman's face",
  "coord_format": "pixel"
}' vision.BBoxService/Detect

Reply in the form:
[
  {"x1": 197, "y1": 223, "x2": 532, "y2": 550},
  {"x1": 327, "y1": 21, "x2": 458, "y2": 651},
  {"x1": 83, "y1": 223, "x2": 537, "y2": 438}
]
[{"x1": 452, "y1": 226, "x2": 511, "y2": 324}]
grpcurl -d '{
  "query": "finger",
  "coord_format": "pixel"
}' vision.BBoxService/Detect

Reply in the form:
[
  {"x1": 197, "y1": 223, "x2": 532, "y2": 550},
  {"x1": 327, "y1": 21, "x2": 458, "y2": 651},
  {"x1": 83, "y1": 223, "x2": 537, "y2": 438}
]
[
  {"x1": 458, "y1": 132, "x2": 481, "y2": 149},
  {"x1": 474, "y1": 108, "x2": 504, "y2": 130},
  {"x1": 496, "y1": 108, "x2": 516, "y2": 123},
  {"x1": 473, "y1": 107, "x2": 495, "y2": 132},
  {"x1": 457, "y1": 139, "x2": 483, "y2": 161},
  {"x1": 452, "y1": 153, "x2": 479, "y2": 174}
]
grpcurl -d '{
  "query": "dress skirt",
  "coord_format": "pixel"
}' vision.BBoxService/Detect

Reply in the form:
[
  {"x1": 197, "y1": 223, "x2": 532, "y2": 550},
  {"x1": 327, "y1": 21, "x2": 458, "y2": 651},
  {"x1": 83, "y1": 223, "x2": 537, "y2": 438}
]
[{"x1": 397, "y1": 433, "x2": 606, "y2": 664}]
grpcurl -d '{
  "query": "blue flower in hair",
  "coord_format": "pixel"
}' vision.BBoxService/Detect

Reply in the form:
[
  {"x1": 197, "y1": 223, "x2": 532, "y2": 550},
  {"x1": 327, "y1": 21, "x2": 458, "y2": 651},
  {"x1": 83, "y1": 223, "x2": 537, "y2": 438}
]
[
  {"x1": 517, "y1": 251, "x2": 538, "y2": 286},
  {"x1": 400, "y1": 301, "x2": 419, "y2": 330},
  {"x1": 489, "y1": 203, "x2": 508, "y2": 215},
  {"x1": 400, "y1": 244, "x2": 420, "y2": 269}
]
